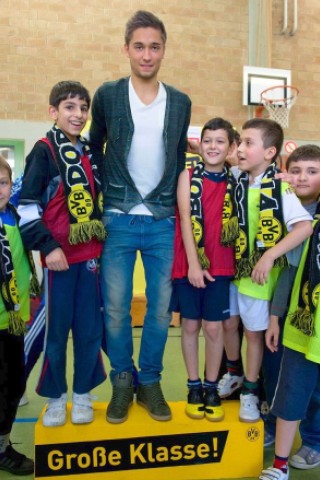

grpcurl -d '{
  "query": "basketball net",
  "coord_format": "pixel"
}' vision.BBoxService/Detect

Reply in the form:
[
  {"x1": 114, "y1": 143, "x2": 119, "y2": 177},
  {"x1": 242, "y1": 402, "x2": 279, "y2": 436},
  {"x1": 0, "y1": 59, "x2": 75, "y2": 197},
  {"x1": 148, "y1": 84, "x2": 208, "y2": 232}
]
[{"x1": 260, "y1": 85, "x2": 299, "y2": 128}]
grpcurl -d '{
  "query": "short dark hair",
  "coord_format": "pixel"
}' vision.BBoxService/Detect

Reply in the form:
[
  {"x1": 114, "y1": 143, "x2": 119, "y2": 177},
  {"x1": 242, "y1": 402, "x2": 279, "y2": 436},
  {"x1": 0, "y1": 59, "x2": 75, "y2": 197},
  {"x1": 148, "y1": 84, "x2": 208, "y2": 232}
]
[
  {"x1": 0, "y1": 155, "x2": 12, "y2": 181},
  {"x1": 49, "y1": 81, "x2": 91, "y2": 109},
  {"x1": 125, "y1": 10, "x2": 167, "y2": 45},
  {"x1": 286, "y1": 144, "x2": 320, "y2": 170},
  {"x1": 242, "y1": 118, "x2": 284, "y2": 162},
  {"x1": 201, "y1": 117, "x2": 235, "y2": 145}
]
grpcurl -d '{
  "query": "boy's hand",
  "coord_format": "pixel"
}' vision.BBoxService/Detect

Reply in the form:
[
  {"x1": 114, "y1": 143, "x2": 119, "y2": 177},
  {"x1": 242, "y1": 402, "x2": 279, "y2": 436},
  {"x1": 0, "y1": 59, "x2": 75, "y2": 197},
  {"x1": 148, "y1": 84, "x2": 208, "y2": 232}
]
[
  {"x1": 265, "y1": 315, "x2": 280, "y2": 352},
  {"x1": 187, "y1": 139, "x2": 200, "y2": 155},
  {"x1": 45, "y1": 248, "x2": 69, "y2": 271},
  {"x1": 251, "y1": 250, "x2": 274, "y2": 285},
  {"x1": 275, "y1": 171, "x2": 294, "y2": 185},
  {"x1": 188, "y1": 265, "x2": 214, "y2": 288}
]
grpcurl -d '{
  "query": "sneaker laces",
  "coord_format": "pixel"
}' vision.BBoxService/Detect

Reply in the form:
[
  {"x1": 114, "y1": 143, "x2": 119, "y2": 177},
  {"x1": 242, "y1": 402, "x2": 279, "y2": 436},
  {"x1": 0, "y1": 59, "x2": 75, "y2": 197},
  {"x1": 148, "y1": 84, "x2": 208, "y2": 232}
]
[
  {"x1": 111, "y1": 386, "x2": 133, "y2": 407},
  {"x1": 73, "y1": 393, "x2": 96, "y2": 408},
  {"x1": 147, "y1": 385, "x2": 167, "y2": 407},
  {"x1": 46, "y1": 394, "x2": 67, "y2": 412}
]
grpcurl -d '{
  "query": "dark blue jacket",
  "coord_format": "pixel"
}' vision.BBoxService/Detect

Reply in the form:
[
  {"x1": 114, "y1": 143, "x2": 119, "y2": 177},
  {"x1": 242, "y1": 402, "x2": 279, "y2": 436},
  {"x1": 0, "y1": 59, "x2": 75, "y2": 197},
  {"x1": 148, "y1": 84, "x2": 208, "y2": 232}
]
[{"x1": 90, "y1": 77, "x2": 191, "y2": 219}]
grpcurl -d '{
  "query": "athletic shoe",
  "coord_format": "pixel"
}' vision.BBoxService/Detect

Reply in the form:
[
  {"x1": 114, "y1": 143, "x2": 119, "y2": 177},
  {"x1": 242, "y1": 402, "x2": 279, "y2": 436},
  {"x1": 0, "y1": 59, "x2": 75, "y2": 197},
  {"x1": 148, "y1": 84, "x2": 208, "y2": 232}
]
[
  {"x1": 0, "y1": 443, "x2": 34, "y2": 475},
  {"x1": 18, "y1": 391, "x2": 29, "y2": 407},
  {"x1": 259, "y1": 467, "x2": 289, "y2": 480},
  {"x1": 42, "y1": 393, "x2": 67, "y2": 427},
  {"x1": 106, "y1": 372, "x2": 134, "y2": 424},
  {"x1": 204, "y1": 386, "x2": 224, "y2": 421},
  {"x1": 239, "y1": 393, "x2": 260, "y2": 422},
  {"x1": 264, "y1": 430, "x2": 275, "y2": 447},
  {"x1": 217, "y1": 372, "x2": 244, "y2": 398},
  {"x1": 137, "y1": 382, "x2": 171, "y2": 421},
  {"x1": 185, "y1": 386, "x2": 204, "y2": 419},
  {"x1": 71, "y1": 393, "x2": 95, "y2": 424},
  {"x1": 289, "y1": 445, "x2": 320, "y2": 469}
]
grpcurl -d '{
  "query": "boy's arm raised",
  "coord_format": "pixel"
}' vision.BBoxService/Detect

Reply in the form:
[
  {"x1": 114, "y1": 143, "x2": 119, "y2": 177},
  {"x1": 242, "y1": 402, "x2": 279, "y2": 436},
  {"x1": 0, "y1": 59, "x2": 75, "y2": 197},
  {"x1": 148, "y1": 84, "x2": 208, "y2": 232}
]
[{"x1": 251, "y1": 219, "x2": 313, "y2": 285}]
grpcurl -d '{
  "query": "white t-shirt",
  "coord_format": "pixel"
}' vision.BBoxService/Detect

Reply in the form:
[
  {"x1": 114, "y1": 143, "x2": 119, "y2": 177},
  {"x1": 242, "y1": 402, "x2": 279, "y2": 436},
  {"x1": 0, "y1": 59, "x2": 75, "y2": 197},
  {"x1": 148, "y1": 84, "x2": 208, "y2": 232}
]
[{"x1": 127, "y1": 78, "x2": 167, "y2": 215}]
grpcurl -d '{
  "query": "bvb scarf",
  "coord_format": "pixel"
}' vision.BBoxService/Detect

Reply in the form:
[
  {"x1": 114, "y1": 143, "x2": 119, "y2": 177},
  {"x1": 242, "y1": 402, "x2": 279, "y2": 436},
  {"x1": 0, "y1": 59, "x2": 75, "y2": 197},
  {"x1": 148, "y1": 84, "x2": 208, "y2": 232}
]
[
  {"x1": 234, "y1": 162, "x2": 288, "y2": 279},
  {"x1": 0, "y1": 205, "x2": 40, "y2": 335},
  {"x1": 45, "y1": 125, "x2": 106, "y2": 245},
  {"x1": 288, "y1": 205, "x2": 320, "y2": 336},
  {"x1": 190, "y1": 160, "x2": 238, "y2": 269}
]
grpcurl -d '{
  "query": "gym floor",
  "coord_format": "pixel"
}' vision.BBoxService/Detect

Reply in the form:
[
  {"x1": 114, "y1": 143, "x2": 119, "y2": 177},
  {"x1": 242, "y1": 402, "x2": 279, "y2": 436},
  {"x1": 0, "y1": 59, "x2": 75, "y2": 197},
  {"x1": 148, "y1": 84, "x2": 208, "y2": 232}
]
[{"x1": 6, "y1": 328, "x2": 319, "y2": 480}]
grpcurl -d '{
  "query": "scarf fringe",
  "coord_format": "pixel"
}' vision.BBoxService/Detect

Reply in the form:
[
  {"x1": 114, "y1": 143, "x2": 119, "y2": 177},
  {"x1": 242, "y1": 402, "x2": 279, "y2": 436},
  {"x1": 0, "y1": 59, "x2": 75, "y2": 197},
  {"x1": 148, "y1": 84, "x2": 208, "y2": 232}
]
[
  {"x1": 69, "y1": 220, "x2": 106, "y2": 245},
  {"x1": 30, "y1": 274, "x2": 41, "y2": 297},
  {"x1": 8, "y1": 311, "x2": 26, "y2": 336},
  {"x1": 235, "y1": 257, "x2": 252, "y2": 280},
  {"x1": 221, "y1": 216, "x2": 239, "y2": 247},
  {"x1": 289, "y1": 308, "x2": 314, "y2": 337},
  {"x1": 197, "y1": 247, "x2": 211, "y2": 270}
]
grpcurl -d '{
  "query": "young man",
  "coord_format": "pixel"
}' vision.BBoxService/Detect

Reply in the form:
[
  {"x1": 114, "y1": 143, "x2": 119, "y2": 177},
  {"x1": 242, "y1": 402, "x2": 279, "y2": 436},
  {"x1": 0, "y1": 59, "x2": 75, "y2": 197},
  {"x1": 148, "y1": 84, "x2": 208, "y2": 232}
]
[
  {"x1": 232, "y1": 118, "x2": 313, "y2": 423},
  {"x1": 18, "y1": 81, "x2": 106, "y2": 427},
  {"x1": 260, "y1": 145, "x2": 320, "y2": 480},
  {"x1": 90, "y1": 10, "x2": 191, "y2": 423}
]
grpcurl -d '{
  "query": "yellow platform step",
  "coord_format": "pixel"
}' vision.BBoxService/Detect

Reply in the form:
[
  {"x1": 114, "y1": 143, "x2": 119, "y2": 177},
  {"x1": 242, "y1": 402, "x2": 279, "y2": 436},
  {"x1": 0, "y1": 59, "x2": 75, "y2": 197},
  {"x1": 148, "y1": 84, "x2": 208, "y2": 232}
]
[{"x1": 34, "y1": 400, "x2": 263, "y2": 480}]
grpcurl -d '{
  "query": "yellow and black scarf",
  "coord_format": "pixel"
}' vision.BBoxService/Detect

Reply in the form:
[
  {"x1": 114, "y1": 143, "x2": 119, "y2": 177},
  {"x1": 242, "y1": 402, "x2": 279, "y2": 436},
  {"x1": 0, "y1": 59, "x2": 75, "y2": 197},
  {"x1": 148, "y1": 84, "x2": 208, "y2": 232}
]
[
  {"x1": 235, "y1": 162, "x2": 288, "y2": 279},
  {"x1": 190, "y1": 160, "x2": 238, "y2": 269},
  {"x1": 288, "y1": 204, "x2": 320, "y2": 336},
  {"x1": 45, "y1": 126, "x2": 106, "y2": 245},
  {"x1": 0, "y1": 205, "x2": 40, "y2": 335}
]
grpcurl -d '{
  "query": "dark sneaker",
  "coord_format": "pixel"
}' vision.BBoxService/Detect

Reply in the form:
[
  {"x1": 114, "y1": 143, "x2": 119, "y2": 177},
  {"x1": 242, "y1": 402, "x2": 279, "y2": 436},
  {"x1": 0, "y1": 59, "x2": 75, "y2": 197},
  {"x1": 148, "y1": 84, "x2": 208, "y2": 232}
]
[
  {"x1": 0, "y1": 444, "x2": 34, "y2": 475},
  {"x1": 137, "y1": 383, "x2": 172, "y2": 421},
  {"x1": 106, "y1": 372, "x2": 134, "y2": 424},
  {"x1": 204, "y1": 386, "x2": 224, "y2": 421},
  {"x1": 290, "y1": 445, "x2": 320, "y2": 469},
  {"x1": 185, "y1": 386, "x2": 205, "y2": 419}
]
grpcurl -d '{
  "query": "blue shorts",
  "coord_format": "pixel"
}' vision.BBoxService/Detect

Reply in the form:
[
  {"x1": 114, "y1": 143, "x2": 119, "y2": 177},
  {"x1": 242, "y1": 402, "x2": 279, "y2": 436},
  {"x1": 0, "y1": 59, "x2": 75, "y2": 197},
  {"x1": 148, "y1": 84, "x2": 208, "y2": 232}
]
[
  {"x1": 170, "y1": 277, "x2": 231, "y2": 321},
  {"x1": 271, "y1": 347, "x2": 320, "y2": 421}
]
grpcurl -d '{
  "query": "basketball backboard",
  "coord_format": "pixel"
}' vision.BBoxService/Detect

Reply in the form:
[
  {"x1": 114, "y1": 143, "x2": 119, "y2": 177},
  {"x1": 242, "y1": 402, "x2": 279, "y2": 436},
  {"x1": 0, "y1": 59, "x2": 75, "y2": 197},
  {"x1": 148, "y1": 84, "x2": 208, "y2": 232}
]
[{"x1": 243, "y1": 66, "x2": 291, "y2": 106}]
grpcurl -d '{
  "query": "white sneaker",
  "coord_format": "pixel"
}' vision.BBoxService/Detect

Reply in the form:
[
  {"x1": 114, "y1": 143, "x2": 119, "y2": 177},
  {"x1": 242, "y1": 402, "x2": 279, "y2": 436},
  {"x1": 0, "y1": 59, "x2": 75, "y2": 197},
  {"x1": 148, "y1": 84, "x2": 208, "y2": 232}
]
[
  {"x1": 259, "y1": 466, "x2": 289, "y2": 480},
  {"x1": 218, "y1": 372, "x2": 244, "y2": 398},
  {"x1": 239, "y1": 393, "x2": 260, "y2": 422},
  {"x1": 42, "y1": 393, "x2": 67, "y2": 427},
  {"x1": 18, "y1": 391, "x2": 29, "y2": 407},
  {"x1": 71, "y1": 393, "x2": 95, "y2": 424}
]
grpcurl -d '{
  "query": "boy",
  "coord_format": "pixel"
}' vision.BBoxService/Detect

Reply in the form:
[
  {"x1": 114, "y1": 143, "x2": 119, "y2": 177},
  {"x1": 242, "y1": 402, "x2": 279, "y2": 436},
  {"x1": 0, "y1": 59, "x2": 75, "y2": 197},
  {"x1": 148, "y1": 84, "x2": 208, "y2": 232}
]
[
  {"x1": 18, "y1": 81, "x2": 106, "y2": 427},
  {"x1": 260, "y1": 145, "x2": 320, "y2": 480},
  {"x1": 232, "y1": 118, "x2": 313, "y2": 423},
  {"x1": 0, "y1": 156, "x2": 35, "y2": 474},
  {"x1": 90, "y1": 10, "x2": 191, "y2": 423},
  {"x1": 170, "y1": 118, "x2": 238, "y2": 421}
]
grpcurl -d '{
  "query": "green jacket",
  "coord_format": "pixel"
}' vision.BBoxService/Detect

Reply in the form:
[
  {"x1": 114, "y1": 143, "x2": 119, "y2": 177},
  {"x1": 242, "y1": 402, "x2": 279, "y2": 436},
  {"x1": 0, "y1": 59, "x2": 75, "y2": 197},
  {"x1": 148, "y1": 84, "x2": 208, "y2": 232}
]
[{"x1": 90, "y1": 77, "x2": 191, "y2": 219}]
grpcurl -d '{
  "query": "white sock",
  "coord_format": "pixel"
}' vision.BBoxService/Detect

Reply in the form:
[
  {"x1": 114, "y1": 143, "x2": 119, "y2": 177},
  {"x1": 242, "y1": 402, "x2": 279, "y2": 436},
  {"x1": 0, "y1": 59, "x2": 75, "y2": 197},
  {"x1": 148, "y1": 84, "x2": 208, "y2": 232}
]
[{"x1": 0, "y1": 434, "x2": 10, "y2": 454}]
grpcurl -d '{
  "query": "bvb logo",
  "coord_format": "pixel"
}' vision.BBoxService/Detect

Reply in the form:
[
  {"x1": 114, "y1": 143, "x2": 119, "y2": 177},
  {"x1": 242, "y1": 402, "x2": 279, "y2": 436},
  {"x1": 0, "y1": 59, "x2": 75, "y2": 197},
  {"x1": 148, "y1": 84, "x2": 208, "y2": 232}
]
[
  {"x1": 68, "y1": 189, "x2": 94, "y2": 219},
  {"x1": 2, "y1": 275, "x2": 19, "y2": 303},
  {"x1": 192, "y1": 219, "x2": 203, "y2": 242},
  {"x1": 312, "y1": 283, "x2": 320, "y2": 307},
  {"x1": 257, "y1": 216, "x2": 282, "y2": 247},
  {"x1": 246, "y1": 426, "x2": 260, "y2": 442},
  {"x1": 236, "y1": 229, "x2": 247, "y2": 256}
]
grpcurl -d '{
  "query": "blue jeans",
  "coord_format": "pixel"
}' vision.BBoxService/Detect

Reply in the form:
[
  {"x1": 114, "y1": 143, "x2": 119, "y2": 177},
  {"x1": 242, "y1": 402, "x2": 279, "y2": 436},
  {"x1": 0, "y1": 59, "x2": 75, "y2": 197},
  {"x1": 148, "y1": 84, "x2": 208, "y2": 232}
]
[
  {"x1": 101, "y1": 212, "x2": 175, "y2": 385},
  {"x1": 271, "y1": 347, "x2": 320, "y2": 452}
]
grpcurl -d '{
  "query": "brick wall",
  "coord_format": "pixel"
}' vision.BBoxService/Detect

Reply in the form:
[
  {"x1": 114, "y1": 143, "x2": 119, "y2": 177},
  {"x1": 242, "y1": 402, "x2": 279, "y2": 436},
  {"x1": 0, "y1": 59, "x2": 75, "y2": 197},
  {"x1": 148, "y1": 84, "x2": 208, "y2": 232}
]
[{"x1": 0, "y1": 0, "x2": 319, "y2": 140}]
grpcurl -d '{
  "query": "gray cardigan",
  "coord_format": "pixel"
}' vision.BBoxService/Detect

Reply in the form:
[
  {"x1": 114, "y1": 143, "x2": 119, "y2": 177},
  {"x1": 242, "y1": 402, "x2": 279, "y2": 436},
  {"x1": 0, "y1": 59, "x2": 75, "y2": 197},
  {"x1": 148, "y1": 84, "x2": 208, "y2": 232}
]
[{"x1": 90, "y1": 77, "x2": 192, "y2": 219}]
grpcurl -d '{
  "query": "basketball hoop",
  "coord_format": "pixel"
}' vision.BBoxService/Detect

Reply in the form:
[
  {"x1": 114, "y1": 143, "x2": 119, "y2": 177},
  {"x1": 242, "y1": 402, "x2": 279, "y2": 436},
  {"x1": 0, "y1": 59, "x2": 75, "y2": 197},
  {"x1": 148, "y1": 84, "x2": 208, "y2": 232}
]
[{"x1": 260, "y1": 85, "x2": 299, "y2": 128}]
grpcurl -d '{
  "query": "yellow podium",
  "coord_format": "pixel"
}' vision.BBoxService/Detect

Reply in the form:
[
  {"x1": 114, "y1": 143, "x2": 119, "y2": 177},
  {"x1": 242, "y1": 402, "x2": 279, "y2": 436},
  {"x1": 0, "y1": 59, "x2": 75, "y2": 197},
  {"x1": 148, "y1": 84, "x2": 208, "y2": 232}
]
[{"x1": 34, "y1": 401, "x2": 263, "y2": 480}]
